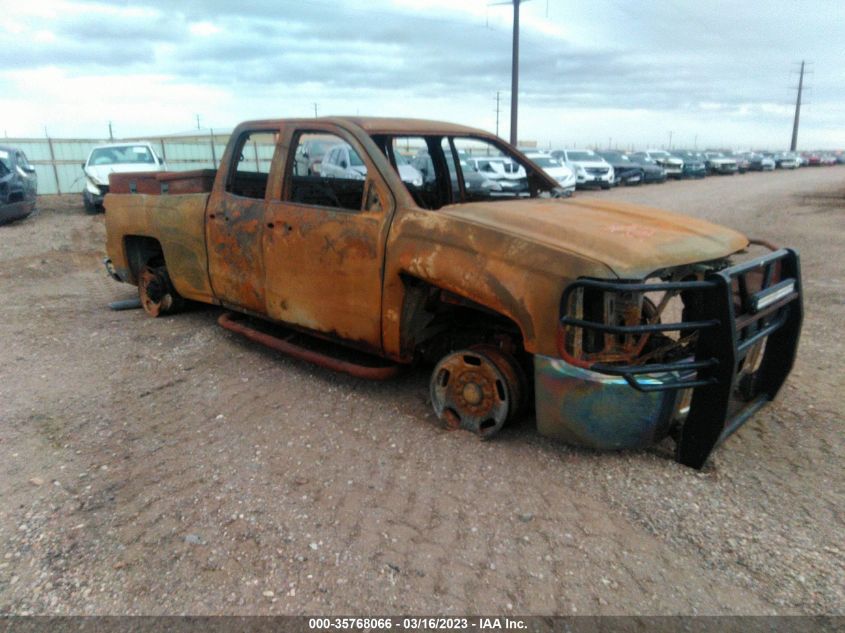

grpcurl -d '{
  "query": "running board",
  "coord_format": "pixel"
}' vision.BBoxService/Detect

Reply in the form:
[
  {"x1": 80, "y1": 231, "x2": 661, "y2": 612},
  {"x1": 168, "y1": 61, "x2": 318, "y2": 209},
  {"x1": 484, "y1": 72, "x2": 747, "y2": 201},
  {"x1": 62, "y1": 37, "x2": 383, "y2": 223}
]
[{"x1": 217, "y1": 312, "x2": 401, "y2": 381}]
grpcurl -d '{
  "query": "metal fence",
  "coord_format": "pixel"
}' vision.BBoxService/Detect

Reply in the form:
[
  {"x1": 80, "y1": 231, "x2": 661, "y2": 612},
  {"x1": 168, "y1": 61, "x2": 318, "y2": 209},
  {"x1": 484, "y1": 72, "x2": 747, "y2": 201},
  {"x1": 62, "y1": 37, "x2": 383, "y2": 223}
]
[{"x1": 3, "y1": 133, "x2": 233, "y2": 195}]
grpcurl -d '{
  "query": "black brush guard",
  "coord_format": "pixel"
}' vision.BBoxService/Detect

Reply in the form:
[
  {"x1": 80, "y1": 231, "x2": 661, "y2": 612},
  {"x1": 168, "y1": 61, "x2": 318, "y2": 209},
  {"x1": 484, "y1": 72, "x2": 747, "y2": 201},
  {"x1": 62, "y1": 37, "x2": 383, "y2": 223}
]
[{"x1": 560, "y1": 249, "x2": 803, "y2": 468}]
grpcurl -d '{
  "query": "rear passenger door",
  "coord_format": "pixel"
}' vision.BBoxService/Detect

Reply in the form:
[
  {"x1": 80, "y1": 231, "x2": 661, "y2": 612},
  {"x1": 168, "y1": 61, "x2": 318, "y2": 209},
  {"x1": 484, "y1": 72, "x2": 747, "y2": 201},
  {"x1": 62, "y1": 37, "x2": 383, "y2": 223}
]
[
  {"x1": 206, "y1": 128, "x2": 280, "y2": 313},
  {"x1": 262, "y1": 127, "x2": 393, "y2": 351}
]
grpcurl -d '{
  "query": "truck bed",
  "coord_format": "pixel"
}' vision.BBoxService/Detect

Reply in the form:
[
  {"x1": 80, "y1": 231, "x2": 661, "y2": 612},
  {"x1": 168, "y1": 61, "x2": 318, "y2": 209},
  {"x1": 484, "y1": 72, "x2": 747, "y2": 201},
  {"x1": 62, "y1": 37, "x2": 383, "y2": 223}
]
[{"x1": 108, "y1": 169, "x2": 217, "y2": 196}]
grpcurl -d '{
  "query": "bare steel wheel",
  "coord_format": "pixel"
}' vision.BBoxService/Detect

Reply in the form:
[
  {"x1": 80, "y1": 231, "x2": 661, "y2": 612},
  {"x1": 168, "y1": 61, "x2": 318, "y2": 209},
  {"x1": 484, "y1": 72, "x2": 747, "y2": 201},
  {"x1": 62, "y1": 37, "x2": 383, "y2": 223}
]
[
  {"x1": 138, "y1": 264, "x2": 183, "y2": 318},
  {"x1": 430, "y1": 345, "x2": 525, "y2": 439}
]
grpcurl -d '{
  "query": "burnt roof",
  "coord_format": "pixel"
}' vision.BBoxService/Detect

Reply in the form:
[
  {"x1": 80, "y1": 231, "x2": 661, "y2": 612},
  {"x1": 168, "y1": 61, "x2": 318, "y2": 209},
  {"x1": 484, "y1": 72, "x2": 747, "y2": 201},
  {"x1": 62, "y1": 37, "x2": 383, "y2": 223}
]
[{"x1": 236, "y1": 116, "x2": 491, "y2": 138}]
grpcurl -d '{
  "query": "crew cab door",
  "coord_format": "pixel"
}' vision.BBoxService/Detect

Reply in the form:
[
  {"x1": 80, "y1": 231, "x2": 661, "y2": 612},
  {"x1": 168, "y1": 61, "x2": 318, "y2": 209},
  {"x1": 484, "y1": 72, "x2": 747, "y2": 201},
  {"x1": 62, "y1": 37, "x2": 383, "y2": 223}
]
[
  {"x1": 206, "y1": 128, "x2": 281, "y2": 312},
  {"x1": 262, "y1": 127, "x2": 393, "y2": 351}
]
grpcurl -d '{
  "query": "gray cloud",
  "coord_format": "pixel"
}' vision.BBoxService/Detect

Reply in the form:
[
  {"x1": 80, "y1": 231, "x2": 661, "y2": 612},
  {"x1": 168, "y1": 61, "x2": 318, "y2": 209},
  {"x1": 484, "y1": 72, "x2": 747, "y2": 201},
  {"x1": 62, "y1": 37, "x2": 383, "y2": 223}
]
[
  {"x1": 5, "y1": 0, "x2": 843, "y2": 135},
  {"x1": 52, "y1": 10, "x2": 181, "y2": 43}
]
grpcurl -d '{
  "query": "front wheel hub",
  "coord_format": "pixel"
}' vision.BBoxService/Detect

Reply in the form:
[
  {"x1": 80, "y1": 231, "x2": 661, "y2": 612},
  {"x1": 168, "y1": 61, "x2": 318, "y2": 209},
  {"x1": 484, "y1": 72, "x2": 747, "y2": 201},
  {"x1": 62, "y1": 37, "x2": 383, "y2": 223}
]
[{"x1": 429, "y1": 345, "x2": 525, "y2": 439}]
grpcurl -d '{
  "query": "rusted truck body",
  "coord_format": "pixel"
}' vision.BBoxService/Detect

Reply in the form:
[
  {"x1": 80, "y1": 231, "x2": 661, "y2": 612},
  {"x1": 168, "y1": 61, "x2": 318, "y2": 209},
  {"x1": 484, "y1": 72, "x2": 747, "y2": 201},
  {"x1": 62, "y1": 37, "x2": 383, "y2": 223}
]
[{"x1": 104, "y1": 117, "x2": 803, "y2": 468}]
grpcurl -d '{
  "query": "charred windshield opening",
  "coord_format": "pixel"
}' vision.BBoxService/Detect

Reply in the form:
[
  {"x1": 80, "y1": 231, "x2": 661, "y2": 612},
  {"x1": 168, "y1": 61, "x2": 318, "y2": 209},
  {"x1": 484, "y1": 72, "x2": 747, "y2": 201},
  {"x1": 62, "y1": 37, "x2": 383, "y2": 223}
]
[{"x1": 370, "y1": 134, "x2": 563, "y2": 210}]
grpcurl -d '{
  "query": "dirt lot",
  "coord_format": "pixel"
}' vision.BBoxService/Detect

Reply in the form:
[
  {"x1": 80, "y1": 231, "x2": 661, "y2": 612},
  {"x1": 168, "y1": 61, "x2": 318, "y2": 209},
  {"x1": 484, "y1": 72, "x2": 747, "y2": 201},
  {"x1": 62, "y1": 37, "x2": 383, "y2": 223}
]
[{"x1": 0, "y1": 167, "x2": 842, "y2": 616}]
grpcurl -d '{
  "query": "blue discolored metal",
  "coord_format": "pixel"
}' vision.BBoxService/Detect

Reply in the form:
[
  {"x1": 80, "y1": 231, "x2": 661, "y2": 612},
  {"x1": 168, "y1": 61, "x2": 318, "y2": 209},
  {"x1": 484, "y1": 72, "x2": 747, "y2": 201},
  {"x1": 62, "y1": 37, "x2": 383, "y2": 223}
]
[{"x1": 534, "y1": 355, "x2": 678, "y2": 450}]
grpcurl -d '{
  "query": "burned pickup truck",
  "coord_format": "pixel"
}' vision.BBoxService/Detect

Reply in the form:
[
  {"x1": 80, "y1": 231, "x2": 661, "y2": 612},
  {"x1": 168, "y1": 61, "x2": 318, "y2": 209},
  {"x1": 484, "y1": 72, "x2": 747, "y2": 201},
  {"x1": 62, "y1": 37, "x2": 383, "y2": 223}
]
[{"x1": 104, "y1": 118, "x2": 802, "y2": 468}]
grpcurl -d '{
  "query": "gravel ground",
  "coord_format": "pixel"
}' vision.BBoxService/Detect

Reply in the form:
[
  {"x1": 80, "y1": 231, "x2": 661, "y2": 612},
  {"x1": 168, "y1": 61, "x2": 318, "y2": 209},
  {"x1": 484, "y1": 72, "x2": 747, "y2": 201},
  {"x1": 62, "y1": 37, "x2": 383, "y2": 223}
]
[{"x1": 0, "y1": 167, "x2": 842, "y2": 616}]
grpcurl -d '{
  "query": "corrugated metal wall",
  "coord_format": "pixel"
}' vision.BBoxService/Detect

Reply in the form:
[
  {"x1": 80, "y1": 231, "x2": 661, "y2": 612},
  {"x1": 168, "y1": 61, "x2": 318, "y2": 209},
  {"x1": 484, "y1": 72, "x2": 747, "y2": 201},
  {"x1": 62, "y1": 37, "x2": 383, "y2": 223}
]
[{"x1": 3, "y1": 134, "x2": 233, "y2": 195}]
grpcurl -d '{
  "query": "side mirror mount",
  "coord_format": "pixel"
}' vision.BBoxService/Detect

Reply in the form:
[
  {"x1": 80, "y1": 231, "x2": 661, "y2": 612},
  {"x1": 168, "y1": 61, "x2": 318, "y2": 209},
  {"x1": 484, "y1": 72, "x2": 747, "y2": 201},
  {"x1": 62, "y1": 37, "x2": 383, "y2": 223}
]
[{"x1": 340, "y1": 160, "x2": 348, "y2": 169}]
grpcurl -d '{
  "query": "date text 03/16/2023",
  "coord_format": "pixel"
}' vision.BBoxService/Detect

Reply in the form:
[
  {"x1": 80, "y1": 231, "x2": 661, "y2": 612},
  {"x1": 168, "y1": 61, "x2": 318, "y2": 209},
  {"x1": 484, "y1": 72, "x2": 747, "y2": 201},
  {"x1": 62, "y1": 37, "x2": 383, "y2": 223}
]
[{"x1": 307, "y1": 616, "x2": 528, "y2": 630}]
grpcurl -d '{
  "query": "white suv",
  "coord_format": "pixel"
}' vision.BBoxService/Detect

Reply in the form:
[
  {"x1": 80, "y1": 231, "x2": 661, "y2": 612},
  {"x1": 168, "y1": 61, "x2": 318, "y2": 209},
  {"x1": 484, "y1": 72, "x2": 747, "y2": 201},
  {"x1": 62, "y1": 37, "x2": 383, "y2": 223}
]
[
  {"x1": 551, "y1": 149, "x2": 614, "y2": 190},
  {"x1": 523, "y1": 151, "x2": 576, "y2": 195}
]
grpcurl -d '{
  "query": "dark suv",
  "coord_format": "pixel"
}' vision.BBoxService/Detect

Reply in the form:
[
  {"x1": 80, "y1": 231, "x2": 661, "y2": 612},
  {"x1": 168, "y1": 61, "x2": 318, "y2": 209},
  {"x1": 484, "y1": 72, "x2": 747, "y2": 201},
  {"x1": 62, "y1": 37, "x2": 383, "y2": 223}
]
[{"x1": 0, "y1": 145, "x2": 38, "y2": 225}]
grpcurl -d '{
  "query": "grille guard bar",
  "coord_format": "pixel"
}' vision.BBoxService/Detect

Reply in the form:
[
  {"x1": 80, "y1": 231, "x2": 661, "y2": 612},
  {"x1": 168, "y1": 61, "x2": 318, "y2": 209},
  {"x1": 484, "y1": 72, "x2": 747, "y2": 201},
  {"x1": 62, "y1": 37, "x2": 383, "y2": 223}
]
[{"x1": 560, "y1": 248, "x2": 803, "y2": 468}]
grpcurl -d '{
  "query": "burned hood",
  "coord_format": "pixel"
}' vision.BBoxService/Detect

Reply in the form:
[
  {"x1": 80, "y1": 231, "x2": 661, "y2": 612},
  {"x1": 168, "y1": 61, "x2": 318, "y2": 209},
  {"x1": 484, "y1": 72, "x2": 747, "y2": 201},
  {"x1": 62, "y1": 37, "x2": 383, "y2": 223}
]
[{"x1": 438, "y1": 197, "x2": 749, "y2": 279}]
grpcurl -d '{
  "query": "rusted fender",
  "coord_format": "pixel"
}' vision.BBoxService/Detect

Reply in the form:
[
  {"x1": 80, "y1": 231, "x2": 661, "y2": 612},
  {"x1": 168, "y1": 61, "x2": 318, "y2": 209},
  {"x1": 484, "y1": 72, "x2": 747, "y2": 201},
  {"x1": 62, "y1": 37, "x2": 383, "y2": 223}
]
[{"x1": 381, "y1": 207, "x2": 614, "y2": 360}]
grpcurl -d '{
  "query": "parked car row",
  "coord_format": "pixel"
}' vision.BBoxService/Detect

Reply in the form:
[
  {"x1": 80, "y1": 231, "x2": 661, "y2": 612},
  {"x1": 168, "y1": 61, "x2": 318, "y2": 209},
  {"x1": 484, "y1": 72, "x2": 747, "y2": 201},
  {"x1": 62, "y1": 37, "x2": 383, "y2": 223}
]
[
  {"x1": 1, "y1": 136, "x2": 843, "y2": 227},
  {"x1": 799, "y1": 151, "x2": 843, "y2": 166},
  {"x1": 315, "y1": 142, "x2": 571, "y2": 198},
  {"x1": 532, "y1": 147, "x2": 843, "y2": 192},
  {"x1": 75, "y1": 139, "x2": 845, "y2": 208}
]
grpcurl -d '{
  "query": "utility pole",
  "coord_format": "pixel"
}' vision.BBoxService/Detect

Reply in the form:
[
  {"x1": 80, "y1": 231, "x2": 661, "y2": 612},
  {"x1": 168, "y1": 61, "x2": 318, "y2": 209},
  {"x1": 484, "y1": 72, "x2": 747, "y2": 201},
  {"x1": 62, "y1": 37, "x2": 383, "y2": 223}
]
[
  {"x1": 495, "y1": 91, "x2": 501, "y2": 138},
  {"x1": 509, "y1": 0, "x2": 521, "y2": 146},
  {"x1": 196, "y1": 114, "x2": 201, "y2": 130},
  {"x1": 493, "y1": 1, "x2": 527, "y2": 144},
  {"x1": 313, "y1": 103, "x2": 319, "y2": 118},
  {"x1": 790, "y1": 61, "x2": 805, "y2": 151},
  {"x1": 108, "y1": 121, "x2": 114, "y2": 141},
  {"x1": 668, "y1": 130, "x2": 673, "y2": 150}
]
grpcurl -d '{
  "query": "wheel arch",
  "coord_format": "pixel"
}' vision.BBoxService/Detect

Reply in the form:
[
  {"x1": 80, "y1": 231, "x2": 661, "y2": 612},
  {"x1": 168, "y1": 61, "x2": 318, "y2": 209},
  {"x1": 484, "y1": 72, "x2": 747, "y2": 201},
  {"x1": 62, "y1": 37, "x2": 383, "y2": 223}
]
[
  {"x1": 123, "y1": 235, "x2": 165, "y2": 284},
  {"x1": 396, "y1": 273, "x2": 530, "y2": 363}
]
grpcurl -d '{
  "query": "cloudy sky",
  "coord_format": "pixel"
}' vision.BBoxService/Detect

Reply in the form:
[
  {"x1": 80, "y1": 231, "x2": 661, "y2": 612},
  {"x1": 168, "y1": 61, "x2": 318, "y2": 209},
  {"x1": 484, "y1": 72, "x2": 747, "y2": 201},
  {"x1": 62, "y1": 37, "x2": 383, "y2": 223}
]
[{"x1": 2, "y1": 0, "x2": 843, "y2": 149}]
